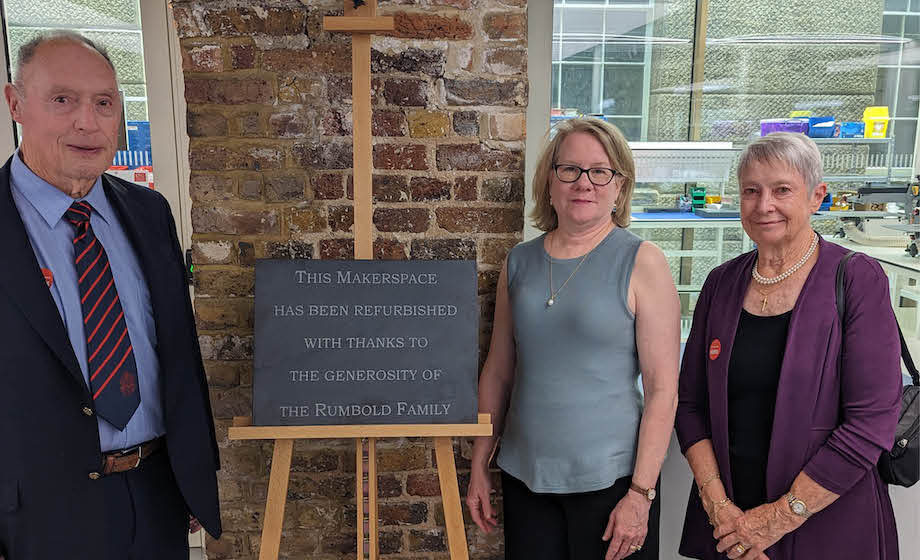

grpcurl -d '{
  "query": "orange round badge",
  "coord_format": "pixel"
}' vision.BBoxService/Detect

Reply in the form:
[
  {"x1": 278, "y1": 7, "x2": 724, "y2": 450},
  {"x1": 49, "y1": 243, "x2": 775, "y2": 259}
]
[
  {"x1": 41, "y1": 268, "x2": 53, "y2": 288},
  {"x1": 709, "y1": 339, "x2": 721, "y2": 361}
]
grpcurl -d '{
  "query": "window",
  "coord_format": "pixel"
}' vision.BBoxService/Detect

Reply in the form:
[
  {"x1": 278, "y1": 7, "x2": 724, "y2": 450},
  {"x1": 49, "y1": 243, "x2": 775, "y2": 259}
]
[
  {"x1": 0, "y1": 0, "x2": 190, "y2": 248},
  {"x1": 533, "y1": 0, "x2": 920, "y2": 336}
]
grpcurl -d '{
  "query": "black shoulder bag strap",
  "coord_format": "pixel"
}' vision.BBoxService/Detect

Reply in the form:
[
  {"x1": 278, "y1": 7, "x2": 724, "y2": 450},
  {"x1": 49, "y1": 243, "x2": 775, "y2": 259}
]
[{"x1": 836, "y1": 251, "x2": 920, "y2": 386}]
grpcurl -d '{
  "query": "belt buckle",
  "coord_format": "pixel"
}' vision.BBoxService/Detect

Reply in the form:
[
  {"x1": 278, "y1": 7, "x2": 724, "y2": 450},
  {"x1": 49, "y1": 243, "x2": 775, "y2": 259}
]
[{"x1": 117, "y1": 443, "x2": 144, "y2": 468}]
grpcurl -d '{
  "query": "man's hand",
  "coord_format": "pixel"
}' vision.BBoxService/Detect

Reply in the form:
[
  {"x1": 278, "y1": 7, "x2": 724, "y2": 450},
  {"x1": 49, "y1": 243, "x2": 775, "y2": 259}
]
[{"x1": 189, "y1": 515, "x2": 202, "y2": 534}]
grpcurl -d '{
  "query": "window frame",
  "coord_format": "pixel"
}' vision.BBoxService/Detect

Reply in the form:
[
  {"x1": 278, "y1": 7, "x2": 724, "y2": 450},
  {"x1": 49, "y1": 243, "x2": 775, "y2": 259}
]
[{"x1": 0, "y1": 0, "x2": 192, "y2": 251}]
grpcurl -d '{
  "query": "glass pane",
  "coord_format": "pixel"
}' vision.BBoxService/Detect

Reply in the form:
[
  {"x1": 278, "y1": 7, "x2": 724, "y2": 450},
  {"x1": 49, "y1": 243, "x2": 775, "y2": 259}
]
[
  {"x1": 562, "y1": 42, "x2": 603, "y2": 62},
  {"x1": 892, "y1": 120, "x2": 918, "y2": 165},
  {"x1": 882, "y1": 14, "x2": 903, "y2": 53},
  {"x1": 906, "y1": 14, "x2": 920, "y2": 38},
  {"x1": 3, "y1": 0, "x2": 155, "y2": 185},
  {"x1": 897, "y1": 68, "x2": 920, "y2": 117},
  {"x1": 886, "y1": 0, "x2": 909, "y2": 10},
  {"x1": 603, "y1": 65, "x2": 644, "y2": 115},
  {"x1": 912, "y1": 0, "x2": 920, "y2": 12},
  {"x1": 876, "y1": 67, "x2": 898, "y2": 110},
  {"x1": 3, "y1": 0, "x2": 140, "y2": 27},
  {"x1": 8, "y1": 28, "x2": 146, "y2": 86},
  {"x1": 604, "y1": 9, "x2": 649, "y2": 36},
  {"x1": 560, "y1": 64, "x2": 598, "y2": 114},
  {"x1": 563, "y1": 8, "x2": 605, "y2": 36},
  {"x1": 606, "y1": 116, "x2": 642, "y2": 139},
  {"x1": 605, "y1": 41, "x2": 646, "y2": 63},
  {"x1": 552, "y1": 63, "x2": 562, "y2": 108},
  {"x1": 604, "y1": 9, "x2": 649, "y2": 62},
  {"x1": 552, "y1": 0, "x2": 693, "y2": 139}
]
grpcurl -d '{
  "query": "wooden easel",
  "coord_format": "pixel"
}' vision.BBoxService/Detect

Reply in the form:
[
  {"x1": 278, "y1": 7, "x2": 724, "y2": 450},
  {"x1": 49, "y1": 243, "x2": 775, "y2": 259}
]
[
  {"x1": 228, "y1": 2, "x2": 493, "y2": 559},
  {"x1": 229, "y1": 416, "x2": 492, "y2": 560}
]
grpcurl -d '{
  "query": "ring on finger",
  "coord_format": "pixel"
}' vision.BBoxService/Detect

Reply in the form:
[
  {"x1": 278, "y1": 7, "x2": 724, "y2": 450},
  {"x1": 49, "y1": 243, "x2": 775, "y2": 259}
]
[{"x1": 735, "y1": 543, "x2": 747, "y2": 555}]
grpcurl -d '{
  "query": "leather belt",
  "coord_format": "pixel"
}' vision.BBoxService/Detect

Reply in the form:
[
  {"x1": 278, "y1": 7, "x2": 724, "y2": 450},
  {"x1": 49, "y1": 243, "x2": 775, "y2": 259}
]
[{"x1": 101, "y1": 437, "x2": 164, "y2": 475}]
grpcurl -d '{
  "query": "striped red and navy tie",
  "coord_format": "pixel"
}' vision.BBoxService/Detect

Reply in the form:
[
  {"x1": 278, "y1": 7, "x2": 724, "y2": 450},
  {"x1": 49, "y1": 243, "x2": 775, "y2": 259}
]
[{"x1": 66, "y1": 201, "x2": 140, "y2": 430}]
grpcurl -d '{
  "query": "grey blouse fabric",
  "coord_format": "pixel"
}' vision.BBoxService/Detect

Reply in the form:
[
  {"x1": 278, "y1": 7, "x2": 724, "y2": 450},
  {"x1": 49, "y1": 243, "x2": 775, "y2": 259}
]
[{"x1": 497, "y1": 227, "x2": 645, "y2": 493}]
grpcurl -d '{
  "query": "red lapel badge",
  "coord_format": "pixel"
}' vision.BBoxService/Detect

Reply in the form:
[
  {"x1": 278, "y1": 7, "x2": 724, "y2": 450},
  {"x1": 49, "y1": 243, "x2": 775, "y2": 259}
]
[{"x1": 709, "y1": 339, "x2": 721, "y2": 361}]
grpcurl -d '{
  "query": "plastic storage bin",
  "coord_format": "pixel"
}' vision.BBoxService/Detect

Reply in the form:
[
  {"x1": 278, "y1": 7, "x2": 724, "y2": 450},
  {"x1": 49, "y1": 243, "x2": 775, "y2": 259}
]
[
  {"x1": 863, "y1": 106, "x2": 889, "y2": 138},
  {"x1": 760, "y1": 118, "x2": 809, "y2": 136},
  {"x1": 807, "y1": 116, "x2": 835, "y2": 138}
]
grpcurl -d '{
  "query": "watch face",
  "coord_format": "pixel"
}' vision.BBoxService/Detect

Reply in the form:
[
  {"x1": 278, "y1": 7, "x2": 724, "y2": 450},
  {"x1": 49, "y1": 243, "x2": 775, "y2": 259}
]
[
  {"x1": 791, "y1": 501, "x2": 806, "y2": 515},
  {"x1": 647, "y1": 489, "x2": 657, "y2": 501}
]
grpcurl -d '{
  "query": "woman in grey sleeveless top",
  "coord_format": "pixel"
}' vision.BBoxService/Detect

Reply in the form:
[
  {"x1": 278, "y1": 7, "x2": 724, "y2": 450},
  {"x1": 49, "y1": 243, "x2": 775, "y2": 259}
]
[{"x1": 466, "y1": 118, "x2": 680, "y2": 560}]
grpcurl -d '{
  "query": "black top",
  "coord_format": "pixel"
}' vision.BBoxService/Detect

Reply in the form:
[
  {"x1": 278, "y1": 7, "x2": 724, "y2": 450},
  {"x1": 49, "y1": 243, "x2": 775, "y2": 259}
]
[{"x1": 727, "y1": 309, "x2": 792, "y2": 510}]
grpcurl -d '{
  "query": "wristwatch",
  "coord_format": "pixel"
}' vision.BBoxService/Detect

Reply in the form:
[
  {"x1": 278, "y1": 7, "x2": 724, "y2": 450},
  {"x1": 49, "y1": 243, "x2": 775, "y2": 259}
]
[
  {"x1": 784, "y1": 493, "x2": 812, "y2": 518},
  {"x1": 629, "y1": 481, "x2": 656, "y2": 502}
]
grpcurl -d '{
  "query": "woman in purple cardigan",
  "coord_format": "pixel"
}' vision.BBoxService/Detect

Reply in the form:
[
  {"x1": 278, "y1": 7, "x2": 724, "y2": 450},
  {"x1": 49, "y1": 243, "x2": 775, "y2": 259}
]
[{"x1": 675, "y1": 132, "x2": 902, "y2": 559}]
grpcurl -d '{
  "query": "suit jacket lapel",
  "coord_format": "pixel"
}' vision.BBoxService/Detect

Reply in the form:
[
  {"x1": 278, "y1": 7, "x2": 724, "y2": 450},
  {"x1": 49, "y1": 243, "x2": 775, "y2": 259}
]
[
  {"x1": 0, "y1": 157, "x2": 85, "y2": 390},
  {"x1": 706, "y1": 251, "x2": 756, "y2": 499}
]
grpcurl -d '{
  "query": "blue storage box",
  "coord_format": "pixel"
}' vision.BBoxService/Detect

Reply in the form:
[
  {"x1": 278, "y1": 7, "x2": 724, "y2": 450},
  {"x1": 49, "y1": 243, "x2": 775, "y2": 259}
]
[
  {"x1": 840, "y1": 121, "x2": 865, "y2": 138},
  {"x1": 807, "y1": 116, "x2": 835, "y2": 138}
]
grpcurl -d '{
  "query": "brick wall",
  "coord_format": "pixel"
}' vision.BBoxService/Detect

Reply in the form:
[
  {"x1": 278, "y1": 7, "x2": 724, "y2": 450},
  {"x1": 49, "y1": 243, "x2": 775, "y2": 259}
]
[{"x1": 171, "y1": 0, "x2": 526, "y2": 557}]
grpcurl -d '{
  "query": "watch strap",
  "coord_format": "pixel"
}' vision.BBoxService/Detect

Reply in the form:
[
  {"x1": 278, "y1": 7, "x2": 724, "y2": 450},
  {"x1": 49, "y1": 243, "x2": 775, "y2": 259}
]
[
  {"x1": 629, "y1": 481, "x2": 654, "y2": 501},
  {"x1": 785, "y1": 493, "x2": 812, "y2": 518}
]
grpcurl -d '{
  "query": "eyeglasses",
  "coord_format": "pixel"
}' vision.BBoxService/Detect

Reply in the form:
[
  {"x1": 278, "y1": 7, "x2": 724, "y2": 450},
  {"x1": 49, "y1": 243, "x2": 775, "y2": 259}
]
[{"x1": 552, "y1": 164, "x2": 618, "y2": 186}]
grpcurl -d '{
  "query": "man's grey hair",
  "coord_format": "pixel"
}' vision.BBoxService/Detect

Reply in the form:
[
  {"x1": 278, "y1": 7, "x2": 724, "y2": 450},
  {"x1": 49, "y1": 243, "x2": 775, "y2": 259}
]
[
  {"x1": 737, "y1": 132, "x2": 824, "y2": 193},
  {"x1": 13, "y1": 31, "x2": 117, "y2": 88}
]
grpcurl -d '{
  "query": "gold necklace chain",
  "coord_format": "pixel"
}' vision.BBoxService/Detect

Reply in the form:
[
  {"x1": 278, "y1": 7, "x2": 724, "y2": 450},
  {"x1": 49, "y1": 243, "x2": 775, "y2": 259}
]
[{"x1": 547, "y1": 224, "x2": 611, "y2": 308}]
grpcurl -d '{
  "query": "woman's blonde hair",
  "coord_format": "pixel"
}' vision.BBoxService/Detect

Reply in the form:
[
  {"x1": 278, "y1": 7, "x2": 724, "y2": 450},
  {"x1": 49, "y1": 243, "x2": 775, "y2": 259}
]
[{"x1": 530, "y1": 117, "x2": 636, "y2": 232}]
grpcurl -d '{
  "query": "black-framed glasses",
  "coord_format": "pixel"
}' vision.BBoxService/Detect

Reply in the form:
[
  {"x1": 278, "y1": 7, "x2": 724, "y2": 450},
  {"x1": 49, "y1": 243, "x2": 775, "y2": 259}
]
[{"x1": 552, "y1": 164, "x2": 618, "y2": 186}]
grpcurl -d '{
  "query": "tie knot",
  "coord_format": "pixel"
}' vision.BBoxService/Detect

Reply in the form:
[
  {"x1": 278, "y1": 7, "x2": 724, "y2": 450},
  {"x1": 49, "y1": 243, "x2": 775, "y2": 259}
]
[{"x1": 66, "y1": 201, "x2": 93, "y2": 227}]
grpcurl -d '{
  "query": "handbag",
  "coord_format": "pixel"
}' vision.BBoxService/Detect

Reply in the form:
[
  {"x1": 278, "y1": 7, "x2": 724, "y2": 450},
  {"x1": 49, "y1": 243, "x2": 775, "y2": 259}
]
[{"x1": 837, "y1": 251, "x2": 920, "y2": 487}]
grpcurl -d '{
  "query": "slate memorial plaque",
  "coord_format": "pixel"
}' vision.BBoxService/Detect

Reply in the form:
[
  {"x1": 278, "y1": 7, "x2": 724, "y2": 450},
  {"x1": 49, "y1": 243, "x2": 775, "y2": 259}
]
[{"x1": 253, "y1": 260, "x2": 479, "y2": 426}]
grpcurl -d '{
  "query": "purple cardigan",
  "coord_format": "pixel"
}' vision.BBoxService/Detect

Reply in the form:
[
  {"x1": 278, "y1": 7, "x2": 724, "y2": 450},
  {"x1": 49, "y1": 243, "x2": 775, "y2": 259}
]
[{"x1": 675, "y1": 238, "x2": 901, "y2": 560}]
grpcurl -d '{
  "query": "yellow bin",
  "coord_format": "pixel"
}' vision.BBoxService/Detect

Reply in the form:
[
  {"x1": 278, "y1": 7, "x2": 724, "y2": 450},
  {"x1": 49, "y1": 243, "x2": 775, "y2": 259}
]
[{"x1": 863, "y1": 106, "x2": 889, "y2": 138}]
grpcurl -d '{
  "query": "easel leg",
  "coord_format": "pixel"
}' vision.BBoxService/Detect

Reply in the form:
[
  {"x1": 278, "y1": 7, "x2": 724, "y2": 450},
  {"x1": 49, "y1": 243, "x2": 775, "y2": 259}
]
[
  {"x1": 434, "y1": 437, "x2": 470, "y2": 560},
  {"x1": 356, "y1": 438, "x2": 365, "y2": 560},
  {"x1": 368, "y1": 437, "x2": 379, "y2": 560},
  {"x1": 259, "y1": 439, "x2": 294, "y2": 560},
  {"x1": 356, "y1": 438, "x2": 379, "y2": 559}
]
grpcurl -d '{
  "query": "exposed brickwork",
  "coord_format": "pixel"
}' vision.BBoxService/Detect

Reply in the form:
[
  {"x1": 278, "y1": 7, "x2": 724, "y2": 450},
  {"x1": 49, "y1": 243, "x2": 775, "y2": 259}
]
[{"x1": 177, "y1": 0, "x2": 525, "y2": 557}]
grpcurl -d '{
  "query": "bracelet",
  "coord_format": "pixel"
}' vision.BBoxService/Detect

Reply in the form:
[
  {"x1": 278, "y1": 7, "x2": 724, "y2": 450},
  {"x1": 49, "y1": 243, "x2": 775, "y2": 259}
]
[
  {"x1": 710, "y1": 498, "x2": 733, "y2": 517},
  {"x1": 697, "y1": 473, "x2": 720, "y2": 496}
]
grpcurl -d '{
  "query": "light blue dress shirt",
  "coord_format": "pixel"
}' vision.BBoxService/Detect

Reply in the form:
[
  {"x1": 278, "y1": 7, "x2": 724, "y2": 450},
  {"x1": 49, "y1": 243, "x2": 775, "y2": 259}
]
[{"x1": 10, "y1": 151, "x2": 165, "y2": 452}]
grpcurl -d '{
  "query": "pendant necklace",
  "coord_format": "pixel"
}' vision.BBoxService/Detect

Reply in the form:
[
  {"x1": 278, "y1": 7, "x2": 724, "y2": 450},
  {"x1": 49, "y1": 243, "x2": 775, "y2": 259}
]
[
  {"x1": 547, "y1": 224, "x2": 611, "y2": 307},
  {"x1": 751, "y1": 231, "x2": 818, "y2": 312}
]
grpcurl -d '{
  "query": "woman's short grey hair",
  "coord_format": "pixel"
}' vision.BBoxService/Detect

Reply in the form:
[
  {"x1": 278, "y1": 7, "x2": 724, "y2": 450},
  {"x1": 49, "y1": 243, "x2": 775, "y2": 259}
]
[
  {"x1": 14, "y1": 31, "x2": 116, "y2": 87},
  {"x1": 737, "y1": 132, "x2": 823, "y2": 193}
]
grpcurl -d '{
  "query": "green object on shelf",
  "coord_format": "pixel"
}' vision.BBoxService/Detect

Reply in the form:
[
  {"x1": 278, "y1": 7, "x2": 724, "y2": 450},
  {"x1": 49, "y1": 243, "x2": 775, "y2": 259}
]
[{"x1": 690, "y1": 187, "x2": 707, "y2": 208}]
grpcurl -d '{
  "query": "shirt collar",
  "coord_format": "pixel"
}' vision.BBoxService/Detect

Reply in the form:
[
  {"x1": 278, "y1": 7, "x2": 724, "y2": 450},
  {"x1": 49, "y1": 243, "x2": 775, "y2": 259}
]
[{"x1": 10, "y1": 150, "x2": 111, "y2": 228}]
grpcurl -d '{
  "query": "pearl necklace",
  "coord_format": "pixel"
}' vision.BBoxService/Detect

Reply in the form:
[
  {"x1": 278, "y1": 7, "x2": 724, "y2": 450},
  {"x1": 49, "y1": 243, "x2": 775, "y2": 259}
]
[
  {"x1": 752, "y1": 232, "x2": 818, "y2": 285},
  {"x1": 547, "y1": 224, "x2": 611, "y2": 307},
  {"x1": 751, "y1": 232, "x2": 818, "y2": 312}
]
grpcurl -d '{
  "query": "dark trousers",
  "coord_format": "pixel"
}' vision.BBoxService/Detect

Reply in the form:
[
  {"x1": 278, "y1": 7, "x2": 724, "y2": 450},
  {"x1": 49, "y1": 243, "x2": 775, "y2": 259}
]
[
  {"x1": 501, "y1": 471, "x2": 660, "y2": 560},
  {"x1": 99, "y1": 449, "x2": 190, "y2": 560}
]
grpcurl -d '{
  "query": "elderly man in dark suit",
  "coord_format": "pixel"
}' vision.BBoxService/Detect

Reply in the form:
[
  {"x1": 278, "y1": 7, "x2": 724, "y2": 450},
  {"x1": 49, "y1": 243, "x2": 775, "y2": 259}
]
[{"x1": 0, "y1": 32, "x2": 221, "y2": 559}]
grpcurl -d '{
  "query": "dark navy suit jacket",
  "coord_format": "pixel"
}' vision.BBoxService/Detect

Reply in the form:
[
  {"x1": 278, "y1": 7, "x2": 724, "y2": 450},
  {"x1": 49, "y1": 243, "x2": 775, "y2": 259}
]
[
  {"x1": 0, "y1": 157, "x2": 221, "y2": 558},
  {"x1": 676, "y1": 237, "x2": 900, "y2": 559}
]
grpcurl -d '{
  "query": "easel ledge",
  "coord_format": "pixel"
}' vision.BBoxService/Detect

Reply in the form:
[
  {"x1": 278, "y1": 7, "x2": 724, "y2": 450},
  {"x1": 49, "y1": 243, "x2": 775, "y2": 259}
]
[{"x1": 229, "y1": 413, "x2": 492, "y2": 439}]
